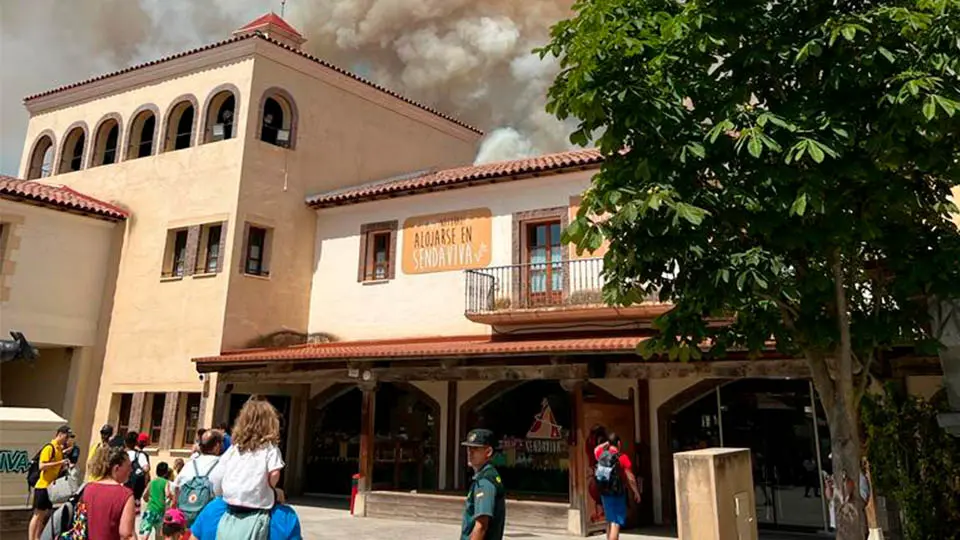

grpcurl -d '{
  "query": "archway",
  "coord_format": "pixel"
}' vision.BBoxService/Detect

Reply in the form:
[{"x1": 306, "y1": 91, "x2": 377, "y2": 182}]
[
  {"x1": 304, "y1": 382, "x2": 441, "y2": 496},
  {"x1": 26, "y1": 133, "x2": 55, "y2": 179},
  {"x1": 658, "y1": 378, "x2": 830, "y2": 531},
  {"x1": 58, "y1": 125, "x2": 87, "y2": 173}
]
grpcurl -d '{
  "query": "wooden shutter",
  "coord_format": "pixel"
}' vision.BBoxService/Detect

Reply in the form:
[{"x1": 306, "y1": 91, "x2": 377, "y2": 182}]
[
  {"x1": 159, "y1": 391, "x2": 179, "y2": 449},
  {"x1": 216, "y1": 222, "x2": 228, "y2": 273}
]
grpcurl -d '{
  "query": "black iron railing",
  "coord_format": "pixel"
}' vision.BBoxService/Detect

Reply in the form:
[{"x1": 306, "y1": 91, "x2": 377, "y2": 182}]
[{"x1": 465, "y1": 258, "x2": 620, "y2": 314}]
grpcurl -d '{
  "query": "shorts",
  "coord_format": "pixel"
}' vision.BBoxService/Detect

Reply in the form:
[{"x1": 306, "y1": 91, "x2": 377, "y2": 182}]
[
  {"x1": 601, "y1": 493, "x2": 627, "y2": 526},
  {"x1": 32, "y1": 488, "x2": 53, "y2": 511},
  {"x1": 139, "y1": 508, "x2": 164, "y2": 535}
]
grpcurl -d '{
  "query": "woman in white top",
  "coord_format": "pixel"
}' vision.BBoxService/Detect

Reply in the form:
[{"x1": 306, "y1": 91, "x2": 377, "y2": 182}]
[{"x1": 209, "y1": 396, "x2": 285, "y2": 540}]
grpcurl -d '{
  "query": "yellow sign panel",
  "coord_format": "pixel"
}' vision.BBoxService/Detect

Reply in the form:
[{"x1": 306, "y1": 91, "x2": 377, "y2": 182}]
[{"x1": 401, "y1": 208, "x2": 492, "y2": 275}]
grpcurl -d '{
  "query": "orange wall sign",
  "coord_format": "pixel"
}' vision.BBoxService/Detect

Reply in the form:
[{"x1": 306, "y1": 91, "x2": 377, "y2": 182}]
[
  {"x1": 569, "y1": 196, "x2": 610, "y2": 259},
  {"x1": 401, "y1": 208, "x2": 492, "y2": 275}
]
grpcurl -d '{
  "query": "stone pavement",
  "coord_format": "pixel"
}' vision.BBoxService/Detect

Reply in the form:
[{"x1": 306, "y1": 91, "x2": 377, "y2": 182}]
[{"x1": 290, "y1": 501, "x2": 831, "y2": 540}]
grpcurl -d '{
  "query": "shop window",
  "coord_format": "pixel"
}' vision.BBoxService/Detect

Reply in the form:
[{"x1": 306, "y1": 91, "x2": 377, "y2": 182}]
[
  {"x1": 162, "y1": 228, "x2": 190, "y2": 278},
  {"x1": 463, "y1": 380, "x2": 571, "y2": 497},
  {"x1": 259, "y1": 90, "x2": 296, "y2": 148},
  {"x1": 116, "y1": 393, "x2": 133, "y2": 436},
  {"x1": 180, "y1": 393, "x2": 202, "y2": 448},
  {"x1": 204, "y1": 90, "x2": 237, "y2": 143},
  {"x1": 358, "y1": 221, "x2": 397, "y2": 282},
  {"x1": 58, "y1": 126, "x2": 87, "y2": 173},
  {"x1": 145, "y1": 393, "x2": 166, "y2": 445},
  {"x1": 242, "y1": 224, "x2": 272, "y2": 277},
  {"x1": 164, "y1": 99, "x2": 196, "y2": 152},
  {"x1": 92, "y1": 118, "x2": 121, "y2": 167},
  {"x1": 127, "y1": 109, "x2": 157, "y2": 159},
  {"x1": 26, "y1": 134, "x2": 55, "y2": 179},
  {"x1": 195, "y1": 223, "x2": 225, "y2": 274}
]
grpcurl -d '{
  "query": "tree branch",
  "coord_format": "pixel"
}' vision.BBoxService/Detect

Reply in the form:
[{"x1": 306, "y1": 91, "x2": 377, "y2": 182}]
[{"x1": 854, "y1": 351, "x2": 874, "y2": 405}]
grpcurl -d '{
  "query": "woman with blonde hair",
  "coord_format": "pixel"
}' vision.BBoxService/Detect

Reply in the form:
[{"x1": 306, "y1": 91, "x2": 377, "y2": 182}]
[
  {"x1": 208, "y1": 396, "x2": 284, "y2": 540},
  {"x1": 74, "y1": 446, "x2": 136, "y2": 539}
]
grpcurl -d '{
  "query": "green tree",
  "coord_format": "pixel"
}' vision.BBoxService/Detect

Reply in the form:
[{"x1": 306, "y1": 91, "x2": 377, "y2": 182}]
[{"x1": 539, "y1": 1, "x2": 960, "y2": 538}]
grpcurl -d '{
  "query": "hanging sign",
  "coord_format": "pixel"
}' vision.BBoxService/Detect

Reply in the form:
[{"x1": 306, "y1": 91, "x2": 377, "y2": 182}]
[{"x1": 401, "y1": 208, "x2": 492, "y2": 274}]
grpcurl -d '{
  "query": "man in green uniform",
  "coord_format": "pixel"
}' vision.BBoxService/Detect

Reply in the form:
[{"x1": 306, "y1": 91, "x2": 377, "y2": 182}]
[{"x1": 461, "y1": 429, "x2": 506, "y2": 540}]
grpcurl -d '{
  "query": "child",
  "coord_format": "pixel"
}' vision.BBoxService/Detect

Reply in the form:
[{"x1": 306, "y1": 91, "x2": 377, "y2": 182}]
[
  {"x1": 140, "y1": 461, "x2": 173, "y2": 539},
  {"x1": 162, "y1": 508, "x2": 188, "y2": 540},
  {"x1": 172, "y1": 458, "x2": 184, "y2": 482}
]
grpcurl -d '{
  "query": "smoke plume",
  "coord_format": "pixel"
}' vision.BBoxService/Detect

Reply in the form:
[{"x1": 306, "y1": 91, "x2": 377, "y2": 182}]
[{"x1": 0, "y1": 0, "x2": 577, "y2": 174}]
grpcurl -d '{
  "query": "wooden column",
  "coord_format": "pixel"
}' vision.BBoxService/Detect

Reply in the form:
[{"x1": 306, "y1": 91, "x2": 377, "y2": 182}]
[
  {"x1": 636, "y1": 379, "x2": 653, "y2": 524},
  {"x1": 358, "y1": 383, "x2": 377, "y2": 492},
  {"x1": 445, "y1": 381, "x2": 457, "y2": 491},
  {"x1": 198, "y1": 376, "x2": 211, "y2": 429},
  {"x1": 128, "y1": 392, "x2": 146, "y2": 433},
  {"x1": 159, "y1": 391, "x2": 179, "y2": 449},
  {"x1": 561, "y1": 379, "x2": 586, "y2": 536}
]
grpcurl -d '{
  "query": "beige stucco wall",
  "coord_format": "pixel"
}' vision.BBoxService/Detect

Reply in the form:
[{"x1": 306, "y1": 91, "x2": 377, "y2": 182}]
[
  {"x1": 220, "y1": 45, "x2": 480, "y2": 350},
  {"x1": 309, "y1": 171, "x2": 595, "y2": 340},
  {"x1": 0, "y1": 200, "x2": 117, "y2": 347},
  {"x1": 649, "y1": 377, "x2": 706, "y2": 524},
  {"x1": 0, "y1": 347, "x2": 71, "y2": 411},
  {"x1": 906, "y1": 375, "x2": 944, "y2": 400}
]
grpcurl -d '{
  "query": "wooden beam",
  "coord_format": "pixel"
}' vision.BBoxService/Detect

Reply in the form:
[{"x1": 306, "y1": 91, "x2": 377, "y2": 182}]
[
  {"x1": 607, "y1": 359, "x2": 810, "y2": 379},
  {"x1": 891, "y1": 356, "x2": 943, "y2": 377},
  {"x1": 444, "y1": 381, "x2": 457, "y2": 491},
  {"x1": 358, "y1": 384, "x2": 376, "y2": 492}
]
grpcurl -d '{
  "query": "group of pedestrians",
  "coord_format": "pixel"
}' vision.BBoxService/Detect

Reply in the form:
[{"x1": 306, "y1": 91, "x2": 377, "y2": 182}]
[{"x1": 28, "y1": 396, "x2": 302, "y2": 540}]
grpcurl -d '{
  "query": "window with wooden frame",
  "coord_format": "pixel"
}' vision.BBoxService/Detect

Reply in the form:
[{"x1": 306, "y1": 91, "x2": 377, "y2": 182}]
[
  {"x1": 162, "y1": 228, "x2": 190, "y2": 278},
  {"x1": 179, "y1": 393, "x2": 202, "y2": 448},
  {"x1": 513, "y1": 208, "x2": 569, "y2": 308},
  {"x1": 242, "y1": 224, "x2": 272, "y2": 277},
  {"x1": 195, "y1": 223, "x2": 225, "y2": 274},
  {"x1": 358, "y1": 221, "x2": 398, "y2": 282},
  {"x1": 116, "y1": 393, "x2": 133, "y2": 436},
  {"x1": 145, "y1": 393, "x2": 166, "y2": 445}
]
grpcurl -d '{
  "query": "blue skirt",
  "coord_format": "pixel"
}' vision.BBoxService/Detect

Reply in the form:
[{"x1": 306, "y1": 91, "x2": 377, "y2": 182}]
[{"x1": 601, "y1": 493, "x2": 628, "y2": 525}]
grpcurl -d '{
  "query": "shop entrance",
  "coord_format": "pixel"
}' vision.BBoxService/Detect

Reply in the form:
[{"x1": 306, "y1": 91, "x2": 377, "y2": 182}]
[
  {"x1": 304, "y1": 383, "x2": 440, "y2": 496},
  {"x1": 661, "y1": 379, "x2": 830, "y2": 532}
]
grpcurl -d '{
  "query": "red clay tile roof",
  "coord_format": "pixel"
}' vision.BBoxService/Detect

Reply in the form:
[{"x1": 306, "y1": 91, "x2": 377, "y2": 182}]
[
  {"x1": 307, "y1": 148, "x2": 603, "y2": 208},
  {"x1": 194, "y1": 333, "x2": 646, "y2": 366},
  {"x1": 22, "y1": 32, "x2": 481, "y2": 135},
  {"x1": 236, "y1": 13, "x2": 303, "y2": 38},
  {"x1": 0, "y1": 176, "x2": 129, "y2": 221}
]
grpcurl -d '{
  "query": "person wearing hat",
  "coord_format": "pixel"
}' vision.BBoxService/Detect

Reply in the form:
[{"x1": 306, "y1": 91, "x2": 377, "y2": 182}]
[
  {"x1": 460, "y1": 429, "x2": 506, "y2": 540},
  {"x1": 86, "y1": 424, "x2": 115, "y2": 481}
]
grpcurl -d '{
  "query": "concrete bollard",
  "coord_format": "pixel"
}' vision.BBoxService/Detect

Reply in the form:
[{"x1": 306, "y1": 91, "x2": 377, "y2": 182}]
[{"x1": 674, "y1": 448, "x2": 757, "y2": 540}]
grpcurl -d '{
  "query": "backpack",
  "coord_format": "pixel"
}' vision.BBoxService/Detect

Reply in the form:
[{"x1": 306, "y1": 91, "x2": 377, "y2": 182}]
[
  {"x1": 178, "y1": 457, "x2": 219, "y2": 525},
  {"x1": 125, "y1": 450, "x2": 148, "y2": 497},
  {"x1": 26, "y1": 443, "x2": 55, "y2": 489},
  {"x1": 594, "y1": 447, "x2": 624, "y2": 496},
  {"x1": 40, "y1": 484, "x2": 86, "y2": 540}
]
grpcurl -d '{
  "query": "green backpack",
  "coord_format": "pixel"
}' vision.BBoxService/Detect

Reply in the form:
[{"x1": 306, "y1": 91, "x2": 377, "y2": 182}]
[{"x1": 177, "y1": 458, "x2": 219, "y2": 525}]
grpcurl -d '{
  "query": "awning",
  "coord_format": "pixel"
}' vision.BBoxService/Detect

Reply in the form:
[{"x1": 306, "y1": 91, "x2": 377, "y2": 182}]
[{"x1": 194, "y1": 333, "x2": 650, "y2": 369}]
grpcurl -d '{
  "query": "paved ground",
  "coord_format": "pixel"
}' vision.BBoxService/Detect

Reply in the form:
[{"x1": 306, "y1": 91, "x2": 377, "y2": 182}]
[{"x1": 290, "y1": 502, "x2": 833, "y2": 540}]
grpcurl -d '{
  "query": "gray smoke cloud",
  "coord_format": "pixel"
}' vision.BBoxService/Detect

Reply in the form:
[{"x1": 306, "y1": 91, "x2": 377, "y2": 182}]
[{"x1": 0, "y1": 0, "x2": 576, "y2": 175}]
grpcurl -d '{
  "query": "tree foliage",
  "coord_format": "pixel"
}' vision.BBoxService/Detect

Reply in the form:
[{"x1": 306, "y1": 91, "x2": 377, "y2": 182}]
[
  {"x1": 540, "y1": 0, "x2": 960, "y2": 537},
  {"x1": 863, "y1": 385, "x2": 960, "y2": 540}
]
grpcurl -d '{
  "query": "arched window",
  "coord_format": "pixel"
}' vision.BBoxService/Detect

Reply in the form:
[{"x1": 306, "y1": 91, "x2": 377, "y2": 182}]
[
  {"x1": 26, "y1": 134, "x2": 55, "y2": 179},
  {"x1": 92, "y1": 117, "x2": 121, "y2": 167},
  {"x1": 203, "y1": 90, "x2": 237, "y2": 143},
  {"x1": 127, "y1": 108, "x2": 158, "y2": 160},
  {"x1": 58, "y1": 126, "x2": 87, "y2": 174},
  {"x1": 259, "y1": 90, "x2": 296, "y2": 148},
  {"x1": 164, "y1": 99, "x2": 196, "y2": 152}
]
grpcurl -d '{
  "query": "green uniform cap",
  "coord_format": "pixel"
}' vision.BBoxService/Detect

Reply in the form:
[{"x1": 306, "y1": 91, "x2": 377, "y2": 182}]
[{"x1": 462, "y1": 428, "x2": 496, "y2": 447}]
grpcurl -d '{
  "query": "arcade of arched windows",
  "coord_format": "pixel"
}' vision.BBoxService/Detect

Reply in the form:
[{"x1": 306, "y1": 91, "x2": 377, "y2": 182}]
[{"x1": 22, "y1": 85, "x2": 299, "y2": 179}]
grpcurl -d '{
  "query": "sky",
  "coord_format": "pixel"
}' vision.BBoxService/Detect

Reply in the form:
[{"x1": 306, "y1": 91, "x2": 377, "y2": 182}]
[{"x1": 0, "y1": 0, "x2": 578, "y2": 176}]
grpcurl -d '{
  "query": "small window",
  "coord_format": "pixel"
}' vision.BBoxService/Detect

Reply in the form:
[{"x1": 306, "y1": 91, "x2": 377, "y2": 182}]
[
  {"x1": 164, "y1": 100, "x2": 196, "y2": 152},
  {"x1": 358, "y1": 221, "x2": 398, "y2": 282},
  {"x1": 162, "y1": 228, "x2": 189, "y2": 278},
  {"x1": 92, "y1": 119, "x2": 121, "y2": 167},
  {"x1": 204, "y1": 91, "x2": 236, "y2": 143},
  {"x1": 27, "y1": 135, "x2": 55, "y2": 179},
  {"x1": 59, "y1": 127, "x2": 87, "y2": 173},
  {"x1": 259, "y1": 92, "x2": 295, "y2": 148},
  {"x1": 195, "y1": 223, "x2": 224, "y2": 274},
  {"x1": 116, "y1": 393, "x2": 133, "y2": 436},
  {"x1": 147, "y1": 393, "x2": 166, "y2": 445},
  {"x1": 243, "y1": 225, "x2": 271, "y2": 277},
  {"x1": 180, "y1": 393, "x2": 202, "y2": 448},
  {"x1": 127, "y1": 109, "x2": 157, "y2": 160}
]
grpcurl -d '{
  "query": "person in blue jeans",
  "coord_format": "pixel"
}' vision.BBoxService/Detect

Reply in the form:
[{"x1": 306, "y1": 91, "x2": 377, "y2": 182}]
[
  {"x1": 190, "y1": 497, "x2": 301, "y2": 540},
  {"x1": 593, "y1": 433, "x2": 641, "y2": 540}
]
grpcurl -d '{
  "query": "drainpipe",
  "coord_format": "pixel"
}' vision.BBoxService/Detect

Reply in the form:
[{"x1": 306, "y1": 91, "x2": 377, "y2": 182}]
[{"x1": 929, "y1": 299, "x2": 960, "y2": 436}]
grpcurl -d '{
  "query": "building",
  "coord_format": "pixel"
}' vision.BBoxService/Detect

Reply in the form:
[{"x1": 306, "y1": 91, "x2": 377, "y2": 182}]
[{"x1": 4, "y1": 12, "x2": 946, "y2": 536}]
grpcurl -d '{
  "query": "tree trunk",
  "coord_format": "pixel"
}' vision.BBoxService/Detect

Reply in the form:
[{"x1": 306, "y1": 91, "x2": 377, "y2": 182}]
[{"x1": 826, "y1": 390, "x2": 867, "y2": 540}]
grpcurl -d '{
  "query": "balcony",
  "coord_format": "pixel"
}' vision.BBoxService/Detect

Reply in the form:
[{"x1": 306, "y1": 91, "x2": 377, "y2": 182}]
[{"x1": 464, "y1": 258, "x2": 669, "y2": 326}]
